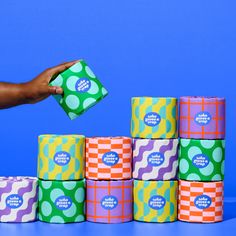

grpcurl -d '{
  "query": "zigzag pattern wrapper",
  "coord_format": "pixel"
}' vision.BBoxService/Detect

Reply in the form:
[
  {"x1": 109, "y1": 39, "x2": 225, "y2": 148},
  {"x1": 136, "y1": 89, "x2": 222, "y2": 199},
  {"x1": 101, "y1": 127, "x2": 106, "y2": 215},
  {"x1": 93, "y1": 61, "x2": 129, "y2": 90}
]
[
  {"x1": 50, "y1": 60, "x2": 108, "y2": 120},
  {"x1": 133, "y1": 180, "x2": 178, "y2": 222},
  {"x1": 178, "y1": 180, "x2": 224, "y2": 223},
  {"x1": 86, "y1": 179, "x2": 133, "y2": 223},
  {"x1": 38, "y1": 134, "x2": 85, "y2": 181},
  {"x1": 179, "y1": 139, "x2": 225, "y2": 181},
  {"x1": 179, "y1": 96, "x2": 226, "y2": 139},
  {"x1": 0, "y1": 177, "x2": 38, "y2": 223},
  {"x1": 133, "y1": 139, "x2": 179, "y2": 180},
  {"x1": 86, "y1": 137, "x2": 132, "y2": 180},
  {"x1": 38, "y1": 179, "x2": 85, "y2": 223},
  {"x1": 131, "y1": 97, "x2": 178, "y2": 139}
]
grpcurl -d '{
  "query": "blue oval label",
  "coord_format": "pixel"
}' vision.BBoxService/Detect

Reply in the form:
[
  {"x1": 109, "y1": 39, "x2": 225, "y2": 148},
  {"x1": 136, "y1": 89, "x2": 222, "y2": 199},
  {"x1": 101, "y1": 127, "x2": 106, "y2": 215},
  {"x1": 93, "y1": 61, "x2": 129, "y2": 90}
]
[
  {"x1": 148, "y1": 195, "x2": 166, "y2": 210},
  {"x1": 144, "y1": 112, "x2": 161, "y2": 127},
  {"x1": 148, "y1": 152, "x2": 165, "y2": 166},
  {"x1": 192, "y1": 154, "x2": 210, "y2": 168},
  {"x1": 54, "y1": 151, "x2": 71, "y2": 166},
  {"x1": 194, "y1": 195, "x2": 212, "y2": 209},
  {"x1": 194, "y1": 111, "x2": 212, "y2": 126},
  {"x1": 75, "y1": 78, "x2": 91, "y2": 92},
  {"x1": 102, "y1": 151, "x2": 119, "y2": 166},
  {"x1": 101, "y1": 195, "x2": 118, "y2": 210},
  {"x1": 55, "y1": 196, "x2": 72, "y2": 210},
  {"x1": 6, "y1": 194, "x2": 23, "y2": 209}
]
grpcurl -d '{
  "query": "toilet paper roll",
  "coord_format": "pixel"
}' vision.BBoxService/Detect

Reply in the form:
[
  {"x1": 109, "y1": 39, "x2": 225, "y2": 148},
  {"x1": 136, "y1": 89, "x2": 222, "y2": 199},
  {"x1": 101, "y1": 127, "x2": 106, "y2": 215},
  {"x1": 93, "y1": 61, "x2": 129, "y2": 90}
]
[
  {"x1": 178, "y1": 180, "x2": 224, "y2": 223},
  {"x1": 86, "y1": 137, "x2": 132, "y2": 180},
  {"x1": 133, "y1": 139, "x2": 179, "y2": 180},
  {"x1": 179, "y1": 139, "x2": 225, "y2": 181},
  {"x1": 38, "y1": 134, "x2": 85, "y2": 181},
  {"x1": 179, "y1": 97, "x2": 226, "y2": 139},
  {"x1": 131, "y1": 97, "x2": 178, "y2": 139},
  {"x1": 50, "y1": 60, "x2": 108, "y2": 120},
  {"x1": 133, "y1": 180, "x2": 178, "y2": 223},
  {"x1": 38, "y1": 179, "x2": 85, "y2": 223},
  {"x1": 86, "y1": 179, "x2": 133, "y2": 223},
  {"x1": 0, "y1": 177, "x2": 38, "y2": 223}
]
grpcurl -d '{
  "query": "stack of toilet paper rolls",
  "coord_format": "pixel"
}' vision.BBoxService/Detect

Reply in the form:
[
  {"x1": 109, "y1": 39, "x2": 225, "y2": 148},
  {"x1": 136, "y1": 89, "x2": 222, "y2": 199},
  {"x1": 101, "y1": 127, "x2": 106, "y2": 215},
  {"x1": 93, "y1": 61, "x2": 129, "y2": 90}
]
[
  {"x1": 131, "y1": 97, "x2": 179, "y2": 223},
  {"x1": 178, "y1": 96, "x2": 225, "y2": 223},
  {"x1": 37, "y1": 134, "x2": 86, "y2": 223},
  {"x1": 86, "y1": 137, "x2": 133, "y2": 223}
]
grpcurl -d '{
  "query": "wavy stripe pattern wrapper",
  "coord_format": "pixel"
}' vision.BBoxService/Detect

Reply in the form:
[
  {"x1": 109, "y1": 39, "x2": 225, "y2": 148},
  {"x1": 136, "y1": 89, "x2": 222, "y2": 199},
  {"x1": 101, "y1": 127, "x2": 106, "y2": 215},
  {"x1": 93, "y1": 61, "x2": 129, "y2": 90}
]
[
  {"x1": 38, "y1": 135, "x2": 85, "y2": 181},
  {"x1": 133, "y1": 139, "x2": 179, "y2": 180},
  {"x1": 0, "y1": 177, "x2": 38, "y2": 223}
]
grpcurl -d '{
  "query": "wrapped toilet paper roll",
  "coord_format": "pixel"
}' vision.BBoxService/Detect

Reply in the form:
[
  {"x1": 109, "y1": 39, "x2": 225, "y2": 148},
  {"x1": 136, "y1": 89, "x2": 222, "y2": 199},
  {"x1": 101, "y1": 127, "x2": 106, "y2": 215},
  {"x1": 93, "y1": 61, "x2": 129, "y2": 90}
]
[
  {"x1": 133, "y1": 139, "x2": 179, "y2": 180},
  {"x1": 38, "y1": 134, "x2": 85, "y2": 181},
  {"x1": 86, "y1": 137, "x2": 132, "y2": 180},
  {"x1": 131, "y1": 97, "x2": 178, "y2": 139},
  {"x1": 178, "y1": 180, "x2": 224, "y2": 223},
  {"x1": 133, "y1": 180, "x2": 178, "y2": 222},
  {"x1": 0, "y1": 177, "x2": 38, "y2": 223},
  {"x1": 86, "y1": 179, "x2": 133, "y2": 223},
  {"x1": 179, "y1": 139, "x2": 225, "y2": 181},
  {"x1": 50, "y1": 60, "x2": 108, "y2": 120},
  {"x1": 38, "y1": 179, "x2": 85, "y2": 223},
  {"x1": 179, "y1": 97, "x2": 226, "y2": 139}
]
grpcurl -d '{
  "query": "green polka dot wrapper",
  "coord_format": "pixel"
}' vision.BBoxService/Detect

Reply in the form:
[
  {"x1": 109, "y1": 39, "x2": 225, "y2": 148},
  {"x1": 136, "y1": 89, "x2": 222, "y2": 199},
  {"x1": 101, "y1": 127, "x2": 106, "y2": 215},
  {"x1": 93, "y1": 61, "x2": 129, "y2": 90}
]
[
  {"x1": 179, "y1": 139, "x2": 225, "y2": 181},
  {"x1": 50, "y1": 60, "x2": 108, "y2": 120},
  {"x1": 38, "y1": 179, "x2": 85, "y2": 223}
]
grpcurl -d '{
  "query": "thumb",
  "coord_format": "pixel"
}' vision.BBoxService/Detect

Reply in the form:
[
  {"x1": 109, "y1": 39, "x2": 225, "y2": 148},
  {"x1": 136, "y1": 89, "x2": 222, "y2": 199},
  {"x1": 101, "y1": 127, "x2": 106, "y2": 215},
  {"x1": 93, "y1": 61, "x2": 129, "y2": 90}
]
[{"x1": 48, "y1": 86, "x2": 63, "y2": 95}]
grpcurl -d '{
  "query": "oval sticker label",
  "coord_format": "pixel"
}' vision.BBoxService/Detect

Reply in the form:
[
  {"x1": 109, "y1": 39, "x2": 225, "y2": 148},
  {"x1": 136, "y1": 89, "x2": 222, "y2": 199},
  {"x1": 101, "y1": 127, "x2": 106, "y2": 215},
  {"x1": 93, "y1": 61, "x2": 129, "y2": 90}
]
[
  {"x1": 75, "y1": 78, "x2": 91, "y2": 93},
  {"x1": 194, "y1": 112, "x2": 212, "y2": 126},
  {"x1": 192, "y1": 154, "x2": 210, "y2": 168},
  {"x1": 148, "y1": 195, "x2": 166, "y2": 210},
  {"x1": 101, "y1": 195, "x2": 118, "y2": 210},
  {"x1": 144, "y1": 112, "x2": 161, "y2": 127},
  {"x1": 194, "y1": 195, "x2": 212, "y2": 209},
  {"x1": 102, "y1": 151, "x2": 119, "y2": 166},
  {"x1": 54, "y1": 151, "x2": 71, "y2": 166},
  {"x1": 55, "y1": 196, "x2": 72, "y2": 210},
  {"x1": 6, "y1": 194, "x2": 23, "y2": 209},
  {"x1": 148, "y1": 152, "x2": 165, "y2": 167}
]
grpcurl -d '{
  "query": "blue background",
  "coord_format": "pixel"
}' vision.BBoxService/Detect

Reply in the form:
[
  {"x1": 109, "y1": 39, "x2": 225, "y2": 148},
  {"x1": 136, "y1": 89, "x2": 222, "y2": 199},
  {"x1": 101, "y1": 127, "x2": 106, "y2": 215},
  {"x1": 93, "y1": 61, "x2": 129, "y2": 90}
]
[{"x1": 0, "y1": 0, "x2": 235, "y2": 201}]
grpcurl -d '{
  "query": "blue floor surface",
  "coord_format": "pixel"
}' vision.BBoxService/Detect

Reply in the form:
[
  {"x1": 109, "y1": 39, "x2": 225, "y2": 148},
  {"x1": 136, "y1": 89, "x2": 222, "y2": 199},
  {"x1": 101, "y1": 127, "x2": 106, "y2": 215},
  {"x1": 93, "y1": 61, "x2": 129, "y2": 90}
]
[{"x1": 0, "y1": 198, "x2": 235, "y2": 236}]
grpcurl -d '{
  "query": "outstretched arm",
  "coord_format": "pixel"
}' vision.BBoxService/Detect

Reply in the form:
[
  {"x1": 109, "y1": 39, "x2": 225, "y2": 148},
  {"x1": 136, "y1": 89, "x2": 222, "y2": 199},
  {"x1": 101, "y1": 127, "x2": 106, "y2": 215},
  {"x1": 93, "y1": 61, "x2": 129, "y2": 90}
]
[{"x1": 0, "y1": 61, "x2": 77, "y2": 109}]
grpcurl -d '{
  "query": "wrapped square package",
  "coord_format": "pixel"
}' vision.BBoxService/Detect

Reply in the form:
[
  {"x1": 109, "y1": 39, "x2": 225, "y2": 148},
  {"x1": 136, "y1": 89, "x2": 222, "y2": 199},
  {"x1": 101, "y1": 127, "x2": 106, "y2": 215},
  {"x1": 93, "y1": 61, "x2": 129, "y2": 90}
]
[{"x1": 50, "y1": 60, "x2": 108, "y2": 120}]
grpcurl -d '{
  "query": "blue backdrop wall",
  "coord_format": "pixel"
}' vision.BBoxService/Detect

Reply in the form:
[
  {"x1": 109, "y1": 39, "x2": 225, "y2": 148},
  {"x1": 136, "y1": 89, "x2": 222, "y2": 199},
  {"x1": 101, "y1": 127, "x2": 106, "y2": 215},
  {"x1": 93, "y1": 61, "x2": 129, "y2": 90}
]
[{"x1": 0, "y1": 0, "x2": 235, "y2": 197}]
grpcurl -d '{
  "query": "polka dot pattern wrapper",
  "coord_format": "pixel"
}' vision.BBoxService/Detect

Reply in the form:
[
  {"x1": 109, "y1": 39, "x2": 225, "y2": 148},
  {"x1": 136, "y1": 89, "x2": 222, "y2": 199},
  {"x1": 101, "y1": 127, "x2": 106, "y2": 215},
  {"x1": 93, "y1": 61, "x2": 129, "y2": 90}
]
[
  {"x1": 50, "y1": 60, "x2": 108, "y2": 120},
  {"x1": 38, "y1": 179, "x2": 85, "y2": 223},
  {"x1": 179, "y1": 139, "x2": 225, "y2": 181}
]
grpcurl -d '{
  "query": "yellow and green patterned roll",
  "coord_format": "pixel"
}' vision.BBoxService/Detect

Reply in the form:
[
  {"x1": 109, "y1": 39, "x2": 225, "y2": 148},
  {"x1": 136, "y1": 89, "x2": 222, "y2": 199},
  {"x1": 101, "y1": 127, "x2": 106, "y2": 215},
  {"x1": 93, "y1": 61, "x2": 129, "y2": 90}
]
[
  {"x1": 134, "y1": 180, "x2": 178, "y2": 223},
  {"x1": 131, "y1": 97, "x2": 178, "y2": 139},
  {"x1": 38, "y1": 135, "x2": 85, "y2": 180}
]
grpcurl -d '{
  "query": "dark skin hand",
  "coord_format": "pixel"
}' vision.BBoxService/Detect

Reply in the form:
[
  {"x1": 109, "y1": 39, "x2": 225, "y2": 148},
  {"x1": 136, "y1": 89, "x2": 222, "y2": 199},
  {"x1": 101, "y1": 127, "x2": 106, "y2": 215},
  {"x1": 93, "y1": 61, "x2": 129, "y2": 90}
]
[{"x1": 0, "y1": 60, "x2": 78, "y2": 109}]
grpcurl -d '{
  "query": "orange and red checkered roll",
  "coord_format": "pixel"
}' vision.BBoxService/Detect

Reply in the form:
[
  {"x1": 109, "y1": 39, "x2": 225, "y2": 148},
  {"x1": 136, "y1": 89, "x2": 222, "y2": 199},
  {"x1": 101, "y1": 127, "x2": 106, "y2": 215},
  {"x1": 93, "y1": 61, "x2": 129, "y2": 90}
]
[
  {"x1": 86, "y1": 137, "x2": 132, "y2": 180},
  {"x1": 179, "y1": 96, "x2": 226, "y2": 139},
  {"x1": 178, "y1": 180, "x2": 224, "y2": 223}
]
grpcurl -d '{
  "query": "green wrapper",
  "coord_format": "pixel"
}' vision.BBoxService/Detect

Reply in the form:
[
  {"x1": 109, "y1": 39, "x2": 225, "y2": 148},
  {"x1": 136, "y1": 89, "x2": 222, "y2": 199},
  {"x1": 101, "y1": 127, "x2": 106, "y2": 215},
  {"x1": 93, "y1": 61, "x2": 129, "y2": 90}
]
[
  {"x1": 179, "y1": 139, "x2": 225, "y2": 181},
  {"x1": 38, "y1": 179, "x2": 85, "y2": 223},
  {"x1": 50, "y1": 60, "x2": 108, "y2": 120}
]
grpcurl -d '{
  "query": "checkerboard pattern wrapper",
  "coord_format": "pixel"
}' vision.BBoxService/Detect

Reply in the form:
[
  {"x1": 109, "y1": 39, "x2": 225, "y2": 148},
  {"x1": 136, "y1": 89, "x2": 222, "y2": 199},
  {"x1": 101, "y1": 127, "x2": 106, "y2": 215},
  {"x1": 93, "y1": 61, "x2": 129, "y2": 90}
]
[
  {"x1": 86, "y1": 137, "x2": 132, "y2": 180},
  {"x1": 49, "y1": 60, "x2": 108, "y2": 120},
  {"x1": 0, "y1": 177, "x2": 38, "y2": 223},
  {"x1": 38, "y1": 135, "x2": 85, "y2": 181},
  {"x1": 131, "y1": 97, "x2": 178, "y2": 139},
  {"x1": 86, "y1": 179, "x2": 133, "y2": 223},
  {"x1": 178, "y1": 180, "x2": 223, "y2": 223},
  {"x1": 38, "y1": 179, "x2": 85, "y2": 223},
  {"x1": 133, "y1": 139, "x2": 179, "y2": 180},
  {"x1": 179, "y1": 97, "x2": 226, "y2": 139},
  {"x1": 133, "y1": 180, "x2": 178, "y2": 222}
]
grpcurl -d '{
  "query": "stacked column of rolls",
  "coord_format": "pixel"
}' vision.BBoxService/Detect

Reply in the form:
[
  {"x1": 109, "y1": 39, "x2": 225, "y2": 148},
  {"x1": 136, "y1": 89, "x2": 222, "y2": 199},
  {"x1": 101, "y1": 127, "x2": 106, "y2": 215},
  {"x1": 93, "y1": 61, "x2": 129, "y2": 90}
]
[
  {"x1": 131, "y1": 97, "x2": 179, "y2": 223},
  {"x1": 37, "y1": 135, "x2": 86, "y2": 223},
  {"x1": 86, "y1": 137, "x2": 133, "y2": 223},
  {"x1": 178, "y1": 97, "x2": 226, "y2": 223}
]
